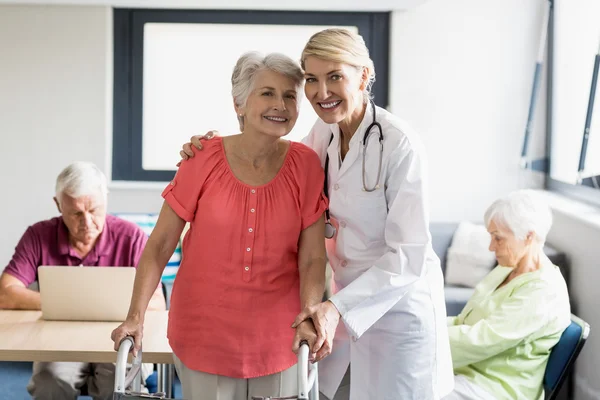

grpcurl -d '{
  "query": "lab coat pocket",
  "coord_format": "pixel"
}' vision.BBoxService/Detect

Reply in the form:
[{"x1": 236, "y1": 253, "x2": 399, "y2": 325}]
[
  {"x1": 348, "y1": 190, "x2": 388, "y2": 245},
  {"x1": 353, "y1": 187, "x2": 387, "y2": 202}
]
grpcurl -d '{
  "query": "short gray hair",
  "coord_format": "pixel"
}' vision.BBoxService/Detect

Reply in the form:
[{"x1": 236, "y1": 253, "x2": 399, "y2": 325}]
[
  {"x1": 231, "y1": 51, "x2": 304, "y2": 130},
  {"x1": 484, "y1": 190, "x2": 553, "y2": 244},
  {"x1": 55, "y1": 162, "x2": 108, "y2": 203}
]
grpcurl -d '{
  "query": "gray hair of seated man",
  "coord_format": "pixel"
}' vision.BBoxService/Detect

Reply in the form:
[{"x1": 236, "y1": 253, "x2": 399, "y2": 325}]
[
  {"x1": 231, "y1": 51, "x2": 304, "y2": 131},
  {"x1": 55, "y1": 161, "x2": 108, "y2": 205},
  {"x1": 483, "y1": 189, "x2": 553, "y2": 245}
]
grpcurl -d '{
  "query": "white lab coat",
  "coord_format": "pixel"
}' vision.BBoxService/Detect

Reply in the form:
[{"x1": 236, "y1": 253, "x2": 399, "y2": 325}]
[{"x1": 302, "y1": 104, "x2": 454, "y2": 400}]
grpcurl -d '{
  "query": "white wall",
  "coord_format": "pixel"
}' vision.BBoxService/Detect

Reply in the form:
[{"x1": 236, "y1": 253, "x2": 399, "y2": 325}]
[
  {"x1": 391, "y1": 0, "x2": 547, "y2": 222},
  {"x1": 0, "y1": 0, "x2": 428, "y2": 11},
  {"x1": 542, "y1": 192, "x2": 600, "y2": 400},
  {"x1": 0, "y1": 5, "x2": 165, "y2": 267}
]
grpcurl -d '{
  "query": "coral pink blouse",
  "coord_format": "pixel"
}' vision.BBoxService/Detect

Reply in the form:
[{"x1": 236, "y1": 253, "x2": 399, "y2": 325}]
[{"x1": 162, "y1": 137, "x2": 327, "y2": 379}]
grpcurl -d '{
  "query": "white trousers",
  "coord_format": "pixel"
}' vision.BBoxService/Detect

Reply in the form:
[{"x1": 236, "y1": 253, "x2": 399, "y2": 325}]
[
  {"x1": 173, "y1": 354, "x2": 298, "y2": 400},
  {"x1": 320, "y1": 266, "x2": 453, "y2": 400},
  {"x1": 27, "y1": 361, "x2": 153, "y2": 400},
  {"x1": 442, "y1": 375, "x2": 496, "y2": 400},
  {"x1": 321, "y1": 367, "x2": 350, "y2": 400}
]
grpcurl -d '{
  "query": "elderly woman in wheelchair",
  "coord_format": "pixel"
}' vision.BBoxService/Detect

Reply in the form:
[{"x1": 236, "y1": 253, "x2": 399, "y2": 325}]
[{"x1": 443, "y1": 190, "x2": 571, "y2": 400}]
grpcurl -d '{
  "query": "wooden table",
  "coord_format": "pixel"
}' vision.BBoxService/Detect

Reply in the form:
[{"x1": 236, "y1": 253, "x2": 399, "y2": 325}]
[
  {"x1": 0, "y1": 310, "x2": 175, "y2": 395},
  {"x1": 0, "y1": 310, "x2": 172, "y2": 364}
]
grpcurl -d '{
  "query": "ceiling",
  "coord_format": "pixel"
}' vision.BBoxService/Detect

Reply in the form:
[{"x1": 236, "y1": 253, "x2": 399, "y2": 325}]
[{"x1": 0, "y1": 0, "x2": 428, "y2": 11}]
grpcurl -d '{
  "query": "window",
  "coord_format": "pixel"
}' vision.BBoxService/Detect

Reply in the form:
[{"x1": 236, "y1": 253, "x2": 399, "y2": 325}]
[
  {"x1": 113, "y1": 9, "x2": 390, "y2": 182},
  {"x1": 547, "y1": 0, "x2": 600, "y2": 206}
]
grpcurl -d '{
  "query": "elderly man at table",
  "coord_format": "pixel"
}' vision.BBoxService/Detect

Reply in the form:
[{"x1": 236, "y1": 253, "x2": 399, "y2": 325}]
[{"x1": 0, "y1": 161, "x2": 165, "y2": 400}]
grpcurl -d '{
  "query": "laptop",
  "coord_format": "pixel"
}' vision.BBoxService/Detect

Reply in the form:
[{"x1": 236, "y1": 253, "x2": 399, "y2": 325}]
[{"x1": 38, "y1": 266, "x2": 136, "y2": 322}]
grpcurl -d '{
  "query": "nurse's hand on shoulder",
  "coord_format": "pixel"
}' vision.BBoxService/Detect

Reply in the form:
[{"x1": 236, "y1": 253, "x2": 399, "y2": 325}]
[
  {"x1": 292, "y1": 300, "x2": 341, "y2": 362},
  {"x1": 176, "y1": 130, "x2": 219, "y2": 166},
  {"x1": 111, "y1": 316, "x2": 143, "y2": 357},
  {"x1": 292, "y1": 320, "x2": 318, "y2": 363}
]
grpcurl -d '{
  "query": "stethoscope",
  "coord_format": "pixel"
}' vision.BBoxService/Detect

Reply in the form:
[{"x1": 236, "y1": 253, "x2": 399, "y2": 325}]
[{"x1": 324, "y1": 99, "x2": 384, "y2": 239}]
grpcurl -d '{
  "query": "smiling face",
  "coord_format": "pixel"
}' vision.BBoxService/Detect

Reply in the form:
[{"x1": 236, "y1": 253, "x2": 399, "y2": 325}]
[
  {"x1": 487, "y1": 219, "x2": 533, "y2": 267},
  {"x1": 302, "y1": 56, "x2": 367, "y2": 124},
  {"x1": 237, "y1": 69, "x2": 299, "y2": 138}
]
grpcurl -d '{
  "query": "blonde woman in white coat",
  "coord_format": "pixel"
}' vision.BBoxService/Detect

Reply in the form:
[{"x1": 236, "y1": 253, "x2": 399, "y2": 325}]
[{"x1": 179, "y1": 29, "x2": 454, "y2": 400}]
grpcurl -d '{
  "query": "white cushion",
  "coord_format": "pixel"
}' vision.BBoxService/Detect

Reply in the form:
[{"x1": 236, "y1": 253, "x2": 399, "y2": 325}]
[{"x1": 445, "y1": 222, "x2": 496, "y2": 288}]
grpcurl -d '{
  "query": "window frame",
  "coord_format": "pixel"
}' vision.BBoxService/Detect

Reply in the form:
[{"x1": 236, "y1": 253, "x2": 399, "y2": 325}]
[
  {"x1": 112, "y1": 8, "x2": 391, "y2": 182},
  {"x1": 545, "y1": 0, "x2": 600, "y2": 207}
]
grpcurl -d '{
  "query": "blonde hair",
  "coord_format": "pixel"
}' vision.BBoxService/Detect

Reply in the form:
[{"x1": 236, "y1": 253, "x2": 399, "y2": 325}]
[
  {"x1": 301, "y1": 28, "x2": 376, "y2": 103},
  {"x1": 231, "y1": 51, "x2": 304, "y2": 131}
]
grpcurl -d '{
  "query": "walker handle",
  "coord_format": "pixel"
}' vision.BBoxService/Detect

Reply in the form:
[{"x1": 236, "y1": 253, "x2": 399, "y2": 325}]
[
  {"x1": 297, "y1": 340, "x2": 318, "y2": 400},
  {"x1": 114, "y1": 336, "x2": 143, "y2": 394}
]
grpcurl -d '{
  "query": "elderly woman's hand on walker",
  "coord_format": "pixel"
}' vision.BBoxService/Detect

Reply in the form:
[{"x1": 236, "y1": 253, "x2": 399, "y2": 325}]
[
  {"x1": 292, "y1": 300, "x2": 340, "y2": 362},
  {"x1": 292, "y1": 319, "x2": 319, "y2": 362},
  {"x1": 111, "y1": 316, "x2": 144, "y2": 357}
]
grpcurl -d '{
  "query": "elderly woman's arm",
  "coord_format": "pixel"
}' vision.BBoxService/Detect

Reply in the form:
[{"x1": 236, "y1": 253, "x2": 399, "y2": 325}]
[
  {"x1": 292, "y1": 216, "x2": 327, "y2": 355},
  {"x1": 449, "y1": 280, "x2": 553, "y2": 369},
  {"x1": 298, "y1": 216, "x2": 327, "y2": 310},
  {"x1": 127, "y1": 202, "x2": 184, "y2": 319},
  {"x1": 111, "y1": 202, "x2": 185, "y2": 354}
]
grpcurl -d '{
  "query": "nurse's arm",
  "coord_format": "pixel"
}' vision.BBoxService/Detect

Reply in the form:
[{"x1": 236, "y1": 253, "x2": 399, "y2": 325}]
[
  {"x1": 178, "y1": 131, "x2": 219, "y2": 163},
  {"x1": 449, "y1": 281, "x2": 553, "y2": 369},
  {"x1": 126, "y1": 202, "x2": 185, "y2": 322},
  {"x1": 328, "y1": 141, "x2": 430, "y2": 340}
]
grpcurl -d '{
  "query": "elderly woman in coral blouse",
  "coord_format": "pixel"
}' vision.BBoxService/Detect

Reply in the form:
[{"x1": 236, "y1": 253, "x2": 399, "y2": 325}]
[
  {"x1": 444, "y1": 190, "x2": 571, "y2": 400},
  {"x1": 111, "y1": 51, "x2": 328, "y2": 400}
]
